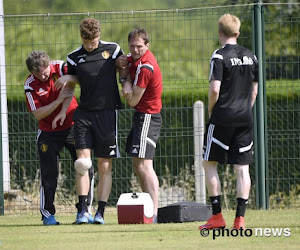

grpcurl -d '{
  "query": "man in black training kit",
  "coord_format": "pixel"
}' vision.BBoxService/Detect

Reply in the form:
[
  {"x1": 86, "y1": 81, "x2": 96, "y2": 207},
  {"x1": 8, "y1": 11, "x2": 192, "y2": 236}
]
[
  {"x1": 199, "y1": 13, "x2": 258, "y2": 230},
  {"x1": 55, "y1": 18, "x2": 131, "y2": 224}
]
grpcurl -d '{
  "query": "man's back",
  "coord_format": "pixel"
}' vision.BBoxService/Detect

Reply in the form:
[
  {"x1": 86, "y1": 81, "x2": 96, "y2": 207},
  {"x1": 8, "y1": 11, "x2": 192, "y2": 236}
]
[{"x1": 209, "y1": 44, "x2": 258, "y2": 126}]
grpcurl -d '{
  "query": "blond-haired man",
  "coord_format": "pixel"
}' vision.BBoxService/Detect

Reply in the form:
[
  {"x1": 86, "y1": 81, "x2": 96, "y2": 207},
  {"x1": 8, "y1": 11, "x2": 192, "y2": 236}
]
[{"x1": 199, "y1": 14, "x2": 258, "y2": 230}]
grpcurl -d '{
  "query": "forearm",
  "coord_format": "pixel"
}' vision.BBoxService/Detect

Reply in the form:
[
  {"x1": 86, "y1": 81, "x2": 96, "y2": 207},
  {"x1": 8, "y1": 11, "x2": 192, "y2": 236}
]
[
  {"x1": 208, "y1": 92, "x2": 219, "y2": 118},
  {"x1": 61, "y1": 84, "x2": 75, "y2": 113},
  {"x1": 32, "y1": 99, "x2": 62, "y2": 121},
  {"x1": 54, "y1": 74, "x2": 79, "y2": 90},
  {"x1": 127, "y1": 96, "x2": 139, "y2": 107},
  {"x1": 251, "y1": 82, "x2": 258, "y2": 107},
  {"x1": 127, "y1": 85, "x2": 145, "y2": 107},
  {"x1": 208, "y1": 80, "x2": 221, "y2": 118},
  {"x1": 61, "y1": 96, "x2": 73, "y2": 114}
]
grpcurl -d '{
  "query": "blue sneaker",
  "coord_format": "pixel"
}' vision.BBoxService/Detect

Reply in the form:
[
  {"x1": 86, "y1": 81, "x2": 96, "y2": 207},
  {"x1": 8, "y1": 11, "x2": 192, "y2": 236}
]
[
  {"x1": 93, "y1": 211, "x2": 105, "y2": 224},
  {"x1": 88, "y1": 213, "x2": 94, "y2": 224},
  {"x1": 153, "y1": 214, "x2": 157, "y2": 224},
  {"x1": 76, "y1": 212, "x2": 94, "y2": 224},
  {"x1": 76, "y1": 210, "x2": 89, "y2": 224},
  {"x1": 43, "y1": 215, "x2": 60, "y2": 225}
]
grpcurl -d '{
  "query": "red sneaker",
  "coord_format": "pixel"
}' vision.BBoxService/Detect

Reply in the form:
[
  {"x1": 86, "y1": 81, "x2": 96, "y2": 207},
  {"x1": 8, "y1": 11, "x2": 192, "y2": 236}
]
[
  {"x1": 198, "y1": 213, "x2": 226, "y2": 230},
  {"x1": 233, "y1": 216, "x2": 245, "y2": 230}
]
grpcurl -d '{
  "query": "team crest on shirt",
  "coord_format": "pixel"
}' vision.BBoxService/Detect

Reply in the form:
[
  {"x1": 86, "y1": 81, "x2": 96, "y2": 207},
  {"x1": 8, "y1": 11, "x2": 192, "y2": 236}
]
[
  {"x1": 102, "y1": 51, "x2": 110, "y2": 59},
  {"x1": 40, "y1": 143, "x2": 48, "y2": 152},
  {"x1": 52, "y1": 73, "x2": 58, "y2": 82}
]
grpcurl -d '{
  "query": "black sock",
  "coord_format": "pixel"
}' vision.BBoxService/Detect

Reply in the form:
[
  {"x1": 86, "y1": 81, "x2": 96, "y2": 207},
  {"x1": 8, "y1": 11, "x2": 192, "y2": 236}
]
[
  {"x1": 210, "y1": 196, "x2": 221, "y2": 215},
  {"x1": 236, "y1": 198, "x2": 248, "y2": 217},
  {"x1": 78, "y1": 195, "x2": 88, "y2": 213},
  {"x1": 97, "y1": 201, "x2": 107, "y2": 217}
]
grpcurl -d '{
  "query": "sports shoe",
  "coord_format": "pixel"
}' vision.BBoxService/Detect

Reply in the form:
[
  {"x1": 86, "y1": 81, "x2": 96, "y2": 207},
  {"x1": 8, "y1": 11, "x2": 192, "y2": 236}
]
[
  {"x1": 76, "y1": 212, "x2": 94, "y2": 224},
  {"x1": 43, "y1": 215, "x2": 60, "y2": 226},
  {"x1": 153, "y1": 214, "x2": 158, "y2": 224},
  {"x1": 75, "y1": 210, "x2": 90, "y2": 224},
  {"x1": 198, "y1": 213, "x2": 226, "y2": 230},
  {"x1": 93, "y1": 211, "x2": 105, "y2": 224},
  {"x1": 233, "y1": 216, "x2": 245, "y2": 230}
]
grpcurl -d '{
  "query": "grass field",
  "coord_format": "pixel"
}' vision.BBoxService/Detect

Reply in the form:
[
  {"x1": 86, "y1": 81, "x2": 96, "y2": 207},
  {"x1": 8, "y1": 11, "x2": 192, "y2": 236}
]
[{"x1": 0, "y1": 208, "x2": 299, "y2": 249}]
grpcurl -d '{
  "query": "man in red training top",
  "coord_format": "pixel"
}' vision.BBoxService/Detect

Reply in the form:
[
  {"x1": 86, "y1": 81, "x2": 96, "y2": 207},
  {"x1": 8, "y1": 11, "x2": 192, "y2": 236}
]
[{"x1": 24, "y1": 51, "x2": 94, "y2": 225}]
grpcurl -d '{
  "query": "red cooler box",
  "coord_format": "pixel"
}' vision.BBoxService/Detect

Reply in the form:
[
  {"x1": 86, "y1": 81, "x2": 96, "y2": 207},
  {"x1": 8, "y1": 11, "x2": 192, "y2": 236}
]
[{"x1": 117, "y1": 192, "x2": 154, "y2": 224}]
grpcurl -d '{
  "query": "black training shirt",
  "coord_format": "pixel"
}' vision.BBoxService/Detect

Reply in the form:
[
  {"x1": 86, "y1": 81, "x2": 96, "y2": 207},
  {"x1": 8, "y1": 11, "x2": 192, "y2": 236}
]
[
  {"x1": 67, "y1": 41, "x2": 123, "y2": 111},
  {"x1": 209, "y1": 44, "x2": 259, "y2": 126}
]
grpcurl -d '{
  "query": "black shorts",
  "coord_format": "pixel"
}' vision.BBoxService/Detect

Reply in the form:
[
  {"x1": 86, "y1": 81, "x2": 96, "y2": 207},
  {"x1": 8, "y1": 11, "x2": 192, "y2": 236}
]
[
  {"x1": 126, "y1": 112, "x2": 162, "y2": 160},
  {"x1": 203, "y1": 122, "x2": 254, "y2": 165},
  {"x1": 74, "y1": 108, "x2": 119, "y2": 158}
]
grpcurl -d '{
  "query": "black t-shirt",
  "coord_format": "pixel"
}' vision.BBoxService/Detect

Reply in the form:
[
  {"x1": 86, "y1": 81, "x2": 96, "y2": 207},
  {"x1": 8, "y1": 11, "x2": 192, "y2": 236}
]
[
  {"x1": 67, "y1": 41, "x2": 123, "y2": 111},
  {"x1": 209, "y1": 44, "x2": 259, "y2": 126}
]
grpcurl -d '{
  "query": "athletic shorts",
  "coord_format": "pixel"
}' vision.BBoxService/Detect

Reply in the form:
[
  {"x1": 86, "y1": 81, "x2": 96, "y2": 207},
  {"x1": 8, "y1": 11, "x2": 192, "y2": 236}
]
[
  {"x1": 73, "y1": 108, "x2": 119, "y2": 158},
  {"x1": 203, "y1": 121, "x2": 254, "y2": 165},
  {"x1": 126, "y1": 112, "x2": 162, "y2": 160}
]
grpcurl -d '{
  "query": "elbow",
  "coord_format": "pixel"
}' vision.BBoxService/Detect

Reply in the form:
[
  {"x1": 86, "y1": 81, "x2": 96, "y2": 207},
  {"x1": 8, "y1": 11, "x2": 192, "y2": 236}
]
[
  {"x1": 210, "y1": 88, "x2": 219, "y2": 96},
  {"x1": 34, "y1": 114, "x2": 42, "y2": 121},
  {"x1": 128, "y1": 101, "x2": 136, "y2": 108}
]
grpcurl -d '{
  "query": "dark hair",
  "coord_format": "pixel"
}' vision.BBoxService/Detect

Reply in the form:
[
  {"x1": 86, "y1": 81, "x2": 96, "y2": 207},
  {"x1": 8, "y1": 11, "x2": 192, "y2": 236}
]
[
  {"x1": 26, "y1": 51, "x2": 50, "y2": 73},
  {"x1": 80, "y1": 18, "x2": 101, "y2": 40},
  {"x1": 128, "y1": 28, "x2": 149, "y2": 44}
]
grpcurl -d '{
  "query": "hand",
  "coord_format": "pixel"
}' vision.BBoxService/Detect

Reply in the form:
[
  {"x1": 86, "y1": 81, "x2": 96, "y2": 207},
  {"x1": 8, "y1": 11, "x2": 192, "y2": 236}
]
[
  {"x1": 52, "y1": 112, "x2": 66, "y2": 129},
  {"x1": 116, "y1": 55, "x2": 128, "y2": 69},
  {"x1": 54, "y1": 76, "x2": 67, "y2": 90},
  {"x1": 122, "y1": 81, "x2": 133, "y2": 100},
  {"x1": 57, "y1": 86, "x2": 74, "y2": 103},
  {"x1": 55, "y1": 75, "x2": 78, "y2": 90}
]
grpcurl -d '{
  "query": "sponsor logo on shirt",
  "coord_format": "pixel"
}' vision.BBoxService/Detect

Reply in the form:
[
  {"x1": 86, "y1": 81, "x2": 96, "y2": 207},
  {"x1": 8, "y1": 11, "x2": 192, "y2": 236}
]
[
  {"x1": 38, "y1": 88, "x2": 48, "y2": 96},
  {"x1": 78, "y1": 58, "x2": 85, "y2": 64},
  {"x1": 230, "y1": 56, "x2": 254, "y2": 66}
]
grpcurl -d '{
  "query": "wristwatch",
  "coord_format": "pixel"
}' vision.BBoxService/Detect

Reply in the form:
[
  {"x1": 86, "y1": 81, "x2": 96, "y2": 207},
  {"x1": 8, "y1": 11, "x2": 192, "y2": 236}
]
[{"x1": 119, "y1": 77, "x2": 127, "y2": 84}]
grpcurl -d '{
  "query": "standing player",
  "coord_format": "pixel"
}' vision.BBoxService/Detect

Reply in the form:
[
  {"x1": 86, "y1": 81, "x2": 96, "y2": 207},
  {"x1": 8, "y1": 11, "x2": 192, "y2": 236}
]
[
  {"x1": 198, "y1": 14, "x2": 258, "y2": 230},
  {"x1": 124, "y1": 28, "x2": 163, "y2": 223},
  {"x1": 24, "y1": 51, "x2": 94, "y2": 225},
  {"x1": 55, "y1": 18, "x2": 131, "y2": 224}
]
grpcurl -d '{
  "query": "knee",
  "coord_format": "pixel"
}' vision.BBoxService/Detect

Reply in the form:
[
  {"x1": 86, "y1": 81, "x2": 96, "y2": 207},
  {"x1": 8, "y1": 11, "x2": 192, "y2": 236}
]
[
  {"x1": 98, "y1": 159, "x2": 112, "y2": 174},
  {"x1": 74, "y1": 158, "x2": 92, "y2": 175},
  {"x1": 234, "y1": 165, "x2": 249, "y2": 176},
  {"x1": 202, "y1": 160, "x2": 217, "y2": 172}
]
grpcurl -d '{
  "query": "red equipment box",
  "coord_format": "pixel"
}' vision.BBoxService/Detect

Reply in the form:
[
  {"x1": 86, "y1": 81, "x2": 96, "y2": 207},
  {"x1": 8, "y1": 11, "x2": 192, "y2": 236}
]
[{"x1": 117, "y1": 192, "x2": 154, "y2": 224}]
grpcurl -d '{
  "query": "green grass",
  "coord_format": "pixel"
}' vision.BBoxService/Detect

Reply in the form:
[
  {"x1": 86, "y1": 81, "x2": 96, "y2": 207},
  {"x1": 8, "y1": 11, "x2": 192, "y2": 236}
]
[{"x1": 0, "y1": 209, "x2": 299, "y2": 249}]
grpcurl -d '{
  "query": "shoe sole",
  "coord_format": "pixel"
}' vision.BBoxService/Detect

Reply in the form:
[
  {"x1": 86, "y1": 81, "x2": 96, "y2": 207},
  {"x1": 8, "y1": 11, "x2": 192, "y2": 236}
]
[
  {"x1": 93, "y1": 221, "x2": 105, "y2": 225},
  {"x1": 76, "y1": 221, "x2": 88, "y2": 224},
  {"x1": 199, "y1": 225, "x2": 226, "y2": 230}
]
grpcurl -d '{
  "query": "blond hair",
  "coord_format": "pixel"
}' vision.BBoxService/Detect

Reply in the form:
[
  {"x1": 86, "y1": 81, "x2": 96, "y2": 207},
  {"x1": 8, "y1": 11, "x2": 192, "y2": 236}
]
[{"x1": 218, "y1": 14, "x2": 241, "y2": 38}]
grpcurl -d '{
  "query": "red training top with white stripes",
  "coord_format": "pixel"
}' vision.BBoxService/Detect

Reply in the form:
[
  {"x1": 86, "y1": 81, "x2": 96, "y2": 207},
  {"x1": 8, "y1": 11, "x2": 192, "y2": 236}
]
[
  {"x1": 24, "y1": 60, "x2": 78, "y2": 132},
  {"x1": 128, "y1": 50, "x2": 163, "y2": 114}
]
